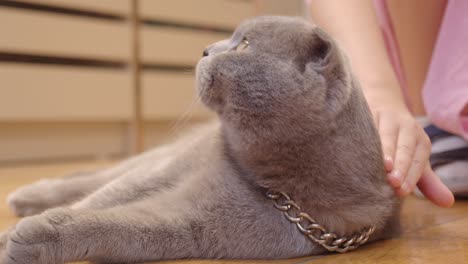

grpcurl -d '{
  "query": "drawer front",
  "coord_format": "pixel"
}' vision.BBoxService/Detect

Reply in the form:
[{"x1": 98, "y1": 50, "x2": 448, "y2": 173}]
[
  {"x1": 140, "y1": 0, "x2": 254, "y2": 29},
  {"x1": 0, "y1": 9, "x2": 130, "y2": 60},
  {"x1": 142, "y1": 71, "x2": 213, "y2": 120},
  {"x1": 24, "y1": 0, "x2": 130, "y2": 15},
  {"x1": 0, "y1": 123, "x2": 126, "y2": 162},
  {"x1": 0, "y1": 64, "x2": 133, "y2": 121},
  {"x1": 142, "y1": 27, "x2": 228, "y2": 65}
]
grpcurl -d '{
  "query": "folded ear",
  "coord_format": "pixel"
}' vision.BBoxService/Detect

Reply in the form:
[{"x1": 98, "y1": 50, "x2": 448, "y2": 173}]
[{"x1": 304, "y1": 27, "x2": 352, "y2": 116}]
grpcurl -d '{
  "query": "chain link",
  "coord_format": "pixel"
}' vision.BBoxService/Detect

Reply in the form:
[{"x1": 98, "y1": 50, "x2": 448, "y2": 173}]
[{"x1": 266, "y1": 191, "x2": 376, "y2": 253}]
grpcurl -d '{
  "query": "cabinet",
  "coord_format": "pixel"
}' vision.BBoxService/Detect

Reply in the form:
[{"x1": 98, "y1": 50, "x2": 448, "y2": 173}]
[{"x1": 0, "y1": 0, "x2": 302, "y2": 163}]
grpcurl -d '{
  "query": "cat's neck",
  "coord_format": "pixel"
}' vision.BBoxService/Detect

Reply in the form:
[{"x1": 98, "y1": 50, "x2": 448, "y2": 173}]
[
  {"x1": 219, "y1": 88, "x2": 383, "y2": 211},
  {"x1": 221, "y1": 119, "x2": 337, "y2": 195}
]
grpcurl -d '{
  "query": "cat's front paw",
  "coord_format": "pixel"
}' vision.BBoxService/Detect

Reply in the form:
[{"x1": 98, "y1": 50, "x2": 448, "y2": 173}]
[
  {"x1": 7, "y1": 179, "x2": 60, "y2": 217},
  {"x1": 0, "y1": 231, "x2": 11, "y2": 263},
  {"x1": 4, "y1": 209, "x2": 68, "y2": 264}
]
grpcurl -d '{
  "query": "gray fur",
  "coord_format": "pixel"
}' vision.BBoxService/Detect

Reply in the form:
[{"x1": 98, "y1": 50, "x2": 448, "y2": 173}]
[{"x1": 2, "y1": 16, "x2": 399, "y2": 264}]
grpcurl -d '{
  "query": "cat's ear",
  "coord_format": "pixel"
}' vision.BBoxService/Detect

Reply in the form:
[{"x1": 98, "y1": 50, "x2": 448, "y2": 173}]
[
  {"x1": 303, "y1": 27, "x2": 352, "y2": 115},
  {"x1": 306, "y1": 27, "x2": 334, "y2": 69}
]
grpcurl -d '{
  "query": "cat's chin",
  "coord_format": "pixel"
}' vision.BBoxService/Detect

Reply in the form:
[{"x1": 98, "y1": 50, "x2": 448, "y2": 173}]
[
  {"x1": 196, "y1": 59, "x2": 224, "y2": 112},
  {"x1": 200, "y1": 93, "x2": 224, "y2": 115},
  {"x1": 196, "y1": 58, "x2": 211, "y2": 85}
]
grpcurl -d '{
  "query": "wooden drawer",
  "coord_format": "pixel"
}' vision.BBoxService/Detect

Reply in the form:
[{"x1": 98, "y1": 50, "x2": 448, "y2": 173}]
[
  {"x1": 24, "y1": 0, "x2": 130, "y2": 15},
  {"x1": 142, "y1": 26, "x2": 228, "y2": 65},
  {"x1": 0, "y1": 123, "x2": 127, "y2": 162},
  {"x1": 0, "y1": 64, "x2": 132, "y2": 121},
  {"x1": 0, "y1": 8, "x2": 130, "y2": 60},
  {"x1": 142, "y1": 71, "x2": 213, "y2": 120},
  {"x1": 140, "y1": 0, "x2": 254, "y2": 29}
]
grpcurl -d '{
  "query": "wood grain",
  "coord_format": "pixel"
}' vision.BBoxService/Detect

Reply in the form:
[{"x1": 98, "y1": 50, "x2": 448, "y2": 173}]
[
  {"x1": 129, "y1": 0, "x2": 144, "y2": 154},
  {"x1": 141, "y1": 26, "x2": 228, "y2": 66},
  {"x1": 24, "y1": 0, "x2": 130, "y2": 15},
  {"x1": 140, "y1": 0, "x2": 253, "y2": 29},
  {"x1": 0, "y1": 123, "x2": 127, "y2": 163},
  {"x1": 0, "y1": 8, "x2": 130, "y2": 60},
  {"x1": 0, "y1": 162, "x2": 467, "y2": 264},
  {"x1": 0, "y1": 64, "x2": 132, "y2": 121},
  {"x1": 142, "y1": 71, "x2": 213, "y2": 120}
]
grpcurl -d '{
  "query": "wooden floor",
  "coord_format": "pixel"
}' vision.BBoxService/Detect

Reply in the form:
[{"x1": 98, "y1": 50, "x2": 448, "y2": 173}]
[{"x1": 0, "y1": 161, "x2": 467, "y2": 264}]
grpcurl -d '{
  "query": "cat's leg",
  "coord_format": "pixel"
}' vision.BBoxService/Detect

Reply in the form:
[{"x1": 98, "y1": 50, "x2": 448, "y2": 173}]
[
  {"x1": 7, "y1": 144, "x2": 175, "y2": 217},
  {"x1": 7, "y1": 170, "x2": 109, "y2": 217},
  {"x1": 2, "y1": 195, "x2": 315, "y2": 264},
  {"x1": 0, "y1": 229, "x2": 11, "y2": 261},
  {"x1": 70, "y1": 151, "x2": 180, "y2": 210},
  {"x1": 68, "y1": 126, "x2": 219, "y2": 210},
  {"x1": 7, "y1": 122, "x2": 219, "y2": 216},
  {"x1": 2, "y1": 206, "x2": 201, "y2": 264}
]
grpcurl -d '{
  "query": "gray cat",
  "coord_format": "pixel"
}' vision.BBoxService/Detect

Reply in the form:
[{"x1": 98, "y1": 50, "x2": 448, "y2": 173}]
[{"x1": 1, "y1": 16, "x2": 400, "y2": 264}]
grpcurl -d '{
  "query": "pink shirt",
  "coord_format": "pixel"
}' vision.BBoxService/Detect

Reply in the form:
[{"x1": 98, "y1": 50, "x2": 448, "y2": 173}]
[{"x1": 374, "y1": 0, "x2": 468, "y2": 140}]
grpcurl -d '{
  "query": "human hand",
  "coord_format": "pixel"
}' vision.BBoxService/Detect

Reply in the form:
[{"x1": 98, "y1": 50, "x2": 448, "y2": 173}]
[{"x1": 371, "y1": 101, "x2": 454, "y2": 207}]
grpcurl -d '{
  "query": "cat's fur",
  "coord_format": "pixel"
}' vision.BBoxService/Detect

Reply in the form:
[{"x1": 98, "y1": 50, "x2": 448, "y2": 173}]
[{"x1": 1, "y1": 16, "x2": 400, "y2": 263}]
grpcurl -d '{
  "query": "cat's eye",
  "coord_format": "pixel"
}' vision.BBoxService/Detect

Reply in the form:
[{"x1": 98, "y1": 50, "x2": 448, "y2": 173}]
[{"x1": 235, "y1": 37, "x2": 249, "y2": 51}]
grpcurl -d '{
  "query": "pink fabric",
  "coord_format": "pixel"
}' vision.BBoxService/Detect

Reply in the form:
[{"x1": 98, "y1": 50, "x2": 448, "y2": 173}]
[
  {"x1": 422, "y1": 0, "x2": 468, "y2": 140},
  {"x1": 374, "y1": 0, "x2": 468, "y2": 140},
  {"x1": 373, "y1": 0, "x2": 412, "y2": 109},
  {"x1": 306, "y1": 0, "x2": 468, "y2": 139}
]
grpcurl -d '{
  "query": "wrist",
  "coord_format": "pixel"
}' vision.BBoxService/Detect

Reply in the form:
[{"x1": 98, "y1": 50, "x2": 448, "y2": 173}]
[{"x1": 360, "y1": 80, "x2": 408, "y2": 112}]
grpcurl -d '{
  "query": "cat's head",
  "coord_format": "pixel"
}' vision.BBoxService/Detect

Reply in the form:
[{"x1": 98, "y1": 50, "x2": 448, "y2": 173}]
[{"x1": 196, "y1": 16, "x2": 352, "y2": 134}]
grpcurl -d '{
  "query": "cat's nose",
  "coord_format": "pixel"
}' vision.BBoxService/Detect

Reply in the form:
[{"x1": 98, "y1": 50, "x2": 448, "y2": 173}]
[{"x1": 202, "y1": 40, "x2": 229, "y2": 57}]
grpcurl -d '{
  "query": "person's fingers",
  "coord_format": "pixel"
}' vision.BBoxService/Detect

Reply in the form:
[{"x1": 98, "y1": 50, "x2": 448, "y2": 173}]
[
  {"x1": 372, "y1": 111, "x2": 393, "y2": 172},
  {"x1": 384, "y1": 156, "x2": 393, "y2": 173},
  {"x1": 397, "y1": 133, "x2": 431, "y2": 196},
  {"x1": 417, "y1": 164, "x2": 454, "y2": 208},
  {"x1": 378, "y1": 116, "x2": 398, "y2": 174},
  {"x1": 390, "y1": 123, "x2": 417, "y2": 188},
  {"x1": 373, "y1": 110, "x2": 380, "y2": 128}
]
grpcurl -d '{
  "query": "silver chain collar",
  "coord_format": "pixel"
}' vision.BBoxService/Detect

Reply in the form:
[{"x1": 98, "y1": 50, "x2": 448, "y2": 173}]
[{"x1": 266, "y1": 191, "x2": 376, "y2": 253}]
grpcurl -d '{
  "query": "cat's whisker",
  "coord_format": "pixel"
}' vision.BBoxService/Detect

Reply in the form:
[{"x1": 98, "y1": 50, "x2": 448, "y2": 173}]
[
  {"x1": 202, "y1": 88, "x2": 213, "y2": 108},
  {"x1": 183, "y1": 68, "x2": 196, "y2": 74},
  {"x1": 167, "y1": 84, "x2": 202, "y2": 136}
]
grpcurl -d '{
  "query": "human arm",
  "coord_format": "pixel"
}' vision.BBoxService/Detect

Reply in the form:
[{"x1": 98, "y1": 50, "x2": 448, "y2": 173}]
[{"x1": 308, "y1": 0, "x2": 454, "y2": 207}]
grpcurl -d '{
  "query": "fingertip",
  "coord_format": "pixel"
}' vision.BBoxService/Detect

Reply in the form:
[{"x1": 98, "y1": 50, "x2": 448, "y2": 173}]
[
  {"x1": 387, "y1": 174, "x2": 399, "y2": 187},
  {"x1": 435, "y1": 185, "x2": 455, "y2": 208},
  {"x1": 394, "y1": 187, "x2": 406, "y2": 197},
  {"x1": 384, "y1": 155, "x2": 393, "y2": 172},
  {"x1": 387, "y1": 170, "x2": 402, "y2": 187},
  {"x1": 399, "y1": 182, "x2": 411, "y2": 196},
  {"x1": 418, "y1": 168, "x2": 456, "y2": 208}
]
